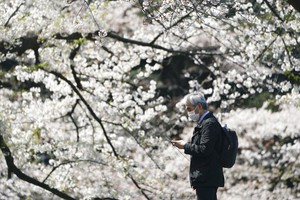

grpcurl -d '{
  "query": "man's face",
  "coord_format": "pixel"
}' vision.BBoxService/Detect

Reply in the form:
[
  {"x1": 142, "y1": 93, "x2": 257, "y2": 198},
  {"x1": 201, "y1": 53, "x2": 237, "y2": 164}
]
[
  {"x1": 185, "y1": 102, "x2": 198, "y2": 113},
  {"x1": 185, "y1": 102, "x2": 203, "y2": 115}
]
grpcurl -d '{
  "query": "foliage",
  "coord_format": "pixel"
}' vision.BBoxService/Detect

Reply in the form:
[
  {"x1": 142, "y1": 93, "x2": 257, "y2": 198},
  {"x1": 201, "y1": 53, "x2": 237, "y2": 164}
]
[
  {"x1": 0, "y1": 0, "x2": 299, "y2": 199},
  {"x1": 219, "y1": 105, "x2": 300, "y2": 200}
]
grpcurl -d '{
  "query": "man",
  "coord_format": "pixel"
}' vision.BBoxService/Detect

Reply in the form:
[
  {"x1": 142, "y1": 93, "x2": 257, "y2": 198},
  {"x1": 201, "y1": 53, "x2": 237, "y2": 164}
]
[{"x1": 172, "y1": 93, "x2": 224, "y2": 200}]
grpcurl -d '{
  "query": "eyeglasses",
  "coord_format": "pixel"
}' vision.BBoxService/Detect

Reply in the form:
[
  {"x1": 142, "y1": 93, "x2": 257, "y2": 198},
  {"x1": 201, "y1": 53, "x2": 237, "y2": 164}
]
[{"x1": 185, "y1": 105, "x2": 196, "y2": 112}]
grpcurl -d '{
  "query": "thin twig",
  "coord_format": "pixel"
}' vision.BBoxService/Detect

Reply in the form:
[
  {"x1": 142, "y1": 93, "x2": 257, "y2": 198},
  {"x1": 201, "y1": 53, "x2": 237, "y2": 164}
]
[
  {"x1": 84, "y1": 0, "x2": 101, "y2": 30},
  {"x1": 42, "y1": 159, "x2": 107, "y2": 183},
  {"x1": 281, "y1": 37, "x2": 293, "y2": 68},
  {"x1": 263, "y1": 0, "x2": 284, "y2": 22},
  {"x1": 150, "y1": 10, "x2": 193, "y2": 44},
  {"x1": 4, "y1": 2, "x2": 24, "y2": 27},
  {"x1": 254, "y1": 37, "x2": 278, "y2": 63}
]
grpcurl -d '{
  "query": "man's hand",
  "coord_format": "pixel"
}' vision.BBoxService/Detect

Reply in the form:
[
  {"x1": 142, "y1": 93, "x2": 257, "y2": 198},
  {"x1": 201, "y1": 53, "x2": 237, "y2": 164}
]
[{"x1": 171, "y1": 140, "x2": 186, "y2": 149}]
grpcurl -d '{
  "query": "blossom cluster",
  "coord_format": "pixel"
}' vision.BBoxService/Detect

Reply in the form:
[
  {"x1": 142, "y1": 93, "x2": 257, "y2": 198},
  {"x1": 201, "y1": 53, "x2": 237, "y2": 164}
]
[{"x1": 0, "y1": 0, "x2": 299, "y2": 199}]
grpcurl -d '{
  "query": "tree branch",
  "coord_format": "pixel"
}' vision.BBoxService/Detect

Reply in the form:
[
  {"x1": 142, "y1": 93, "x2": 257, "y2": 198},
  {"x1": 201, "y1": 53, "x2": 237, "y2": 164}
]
[
  {"x1": 4, "y1": 2, "x2": 24, "y2": 27},
  {"x1": 0, "y1": 35, "x2": 40, "y2": 64},
  {"x1": 46, "y1": 70, "x2": 119, "y2": 158},
  {"x1": 45, "y1": 70, "x2": 153, "y2": 199},
  {"x1": 43, "y1": 159, "x2": 107, "y2": 183},
  {"x1": 66, "y1": 99, "x2": 81, "y2": 142},
  {"x1": 281, "y1": 37, "x2": 293, "y2": 67},
  {"x1": 70, "y1": 45, "x2": 84, "y2": 90},
  {"x1": 254, "y1": 37, "x2": 277, "y2": 63},
  {"x1": 127, "y1": 172, "x2": 151, "y2": 200},
  {"x1": 106, "y1": 31, "x2": 183, "y2": 54},
  {"x1": 150, "y1": 10, "x2": 193, "y2": 44},
  {"x1": 263, "y1": 0, "x2": 284, "y2": 22},
  {"x1": 54, "y1": 31, "x2": 190, "y2": 55},
  {"x1": 0, "y1": 135, "x2": 75, "y2": 200}
]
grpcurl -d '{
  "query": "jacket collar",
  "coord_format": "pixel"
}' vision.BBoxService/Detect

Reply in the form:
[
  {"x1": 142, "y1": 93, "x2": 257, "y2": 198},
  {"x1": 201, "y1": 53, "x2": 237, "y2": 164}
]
[
  {"x1": 198, "y1": 111, "x2": 210, "y2": 123},
  {"x1": 196, "y1": 111, "x2": 213, "y2": 127}
]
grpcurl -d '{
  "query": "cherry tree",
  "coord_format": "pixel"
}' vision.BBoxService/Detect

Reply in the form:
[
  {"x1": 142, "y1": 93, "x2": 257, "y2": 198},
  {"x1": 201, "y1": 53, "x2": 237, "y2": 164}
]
[{"x1": 0, "y1": 0, "x2": 299, "y2": 199}]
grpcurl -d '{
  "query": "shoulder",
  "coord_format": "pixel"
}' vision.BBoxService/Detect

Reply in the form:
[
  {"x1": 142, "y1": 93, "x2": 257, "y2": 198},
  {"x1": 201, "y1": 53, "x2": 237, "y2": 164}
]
[
  {"x1": 204, "y1": 114, "x2": 219, "y2": 124},
  {"x1": 196, "y1": 112, "x2": 220, "y2": 128},
  {"x1": 202, "y1": 115, "x2": 221, "y2": 130}
]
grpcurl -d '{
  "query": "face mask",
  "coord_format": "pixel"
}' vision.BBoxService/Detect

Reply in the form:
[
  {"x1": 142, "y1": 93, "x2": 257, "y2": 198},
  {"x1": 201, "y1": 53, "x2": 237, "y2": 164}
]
[{"x1": 188, "y1": 110, "x2": 200, "y2": 122}]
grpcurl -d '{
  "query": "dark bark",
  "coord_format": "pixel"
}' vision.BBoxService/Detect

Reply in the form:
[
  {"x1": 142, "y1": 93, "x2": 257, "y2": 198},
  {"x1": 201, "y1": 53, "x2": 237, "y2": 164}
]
[
  {"x1": 263, "y1": 0, "x2": 284, "y2": 22},
  {"x1": 54, "y1": 31, "x2": 215, "y2": 56},
  {"x1": 46, "y1": 70, "x2": 152, "y2": 200},
  {"x1": 47, "y1": 70, "x2": 119, "y2": 158},
  {"x1": 0, "y1": 35, "x2": 40, "y2": 64},
  {"x1": 4, "y1": 2, "x2": 24, "y2": 27},
  {"x1": 69, "y1": 45, "x2": 84, "y2": 90},
  {"x1": 0, "y1": 135, "x2": 75, "y2": 200}
]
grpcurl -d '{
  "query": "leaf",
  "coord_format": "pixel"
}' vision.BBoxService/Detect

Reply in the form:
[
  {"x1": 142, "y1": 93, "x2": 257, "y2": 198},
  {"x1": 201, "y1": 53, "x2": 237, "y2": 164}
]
[
  {"x1": 29, "y1": 62, "x2": 48, "y2": 72},
  {"x1": 31, "y1": 128, "x2": 41, "y2": 144}
]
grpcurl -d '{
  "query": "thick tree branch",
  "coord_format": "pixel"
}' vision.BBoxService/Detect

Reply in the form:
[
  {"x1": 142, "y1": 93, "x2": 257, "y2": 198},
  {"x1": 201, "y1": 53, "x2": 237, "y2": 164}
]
[
  {"x1": 105, "y1": 31, "x2": 184, "y2": 54},
  {"x1": 56, "y1": 31, "x2": 221, "y2": 57},
  {"x1": 45, "y1": 70, "x2": 152, "y2": 200},
  {"x1": 46, "y1": 70, "x2": 119, "y2": 158},
  {"x1": 55, "y1": 31, "x2": 191, "y2": 55},
  {"x1": 0, "y1": 30, "x2": 216, "y2": 63},
  {"x1": 0, "y1": 135, "x2": 75, "y2": 200},
  {"x1": 0, "y1": 35, "x2": 40, "y2": 64}
]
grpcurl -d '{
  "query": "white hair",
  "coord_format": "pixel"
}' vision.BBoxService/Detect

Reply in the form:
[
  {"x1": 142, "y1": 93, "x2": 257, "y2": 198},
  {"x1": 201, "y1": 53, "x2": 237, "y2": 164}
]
[{"x1": 183, "y1": 93, "x2": 208, "y2": 110}]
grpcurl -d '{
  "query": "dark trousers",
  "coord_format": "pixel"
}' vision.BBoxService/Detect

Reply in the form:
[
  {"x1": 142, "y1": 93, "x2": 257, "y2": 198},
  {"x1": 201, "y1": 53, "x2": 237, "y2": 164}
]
[{"x1": 196, "y1": 187, "x2": 218, "y2": 200}]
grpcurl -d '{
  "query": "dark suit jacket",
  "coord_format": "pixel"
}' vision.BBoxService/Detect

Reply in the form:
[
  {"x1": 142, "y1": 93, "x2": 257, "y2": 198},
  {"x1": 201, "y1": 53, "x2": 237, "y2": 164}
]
[{"x1": 184, "y1": 112, "x2": 224, "y2": 188}]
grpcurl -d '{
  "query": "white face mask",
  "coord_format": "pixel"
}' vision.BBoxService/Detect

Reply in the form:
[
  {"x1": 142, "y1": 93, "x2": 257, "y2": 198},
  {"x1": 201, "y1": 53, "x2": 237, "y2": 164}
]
[{"x1": 188, "y1": 109, "x2": 200, "y2": 122}]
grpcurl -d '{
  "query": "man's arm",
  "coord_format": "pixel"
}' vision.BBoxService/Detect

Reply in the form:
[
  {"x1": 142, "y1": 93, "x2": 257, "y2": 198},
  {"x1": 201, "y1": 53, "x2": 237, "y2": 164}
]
[
  {"x1": 184, "y1": 121, "x2": 219, "y2": 157},
  {"x1": 171, "y1": 140, "x2": 186, "y2": 149}
]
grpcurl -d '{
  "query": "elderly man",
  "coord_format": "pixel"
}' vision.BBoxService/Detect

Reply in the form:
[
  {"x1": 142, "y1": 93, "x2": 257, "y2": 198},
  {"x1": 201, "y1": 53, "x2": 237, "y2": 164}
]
[{"x1": 172, "y1": 93, "x2": 224, "y2": 200}]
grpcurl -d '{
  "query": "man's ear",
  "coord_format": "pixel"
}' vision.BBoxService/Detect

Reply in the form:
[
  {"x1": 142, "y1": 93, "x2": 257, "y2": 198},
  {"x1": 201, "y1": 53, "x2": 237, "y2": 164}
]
[{"x1": 197, "y1": 104, "x2": 202, "y2": 110}]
